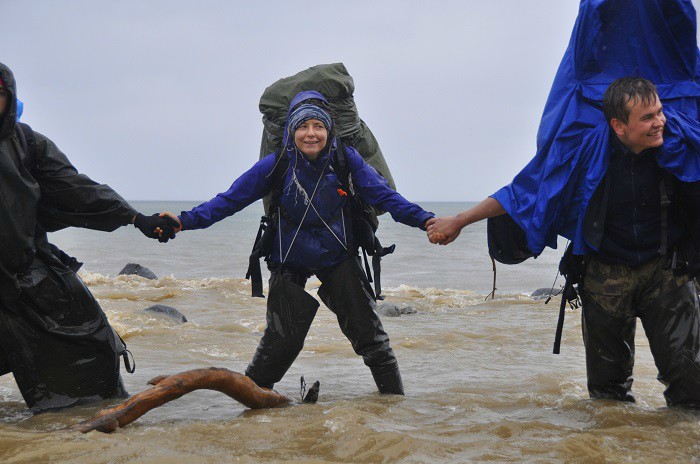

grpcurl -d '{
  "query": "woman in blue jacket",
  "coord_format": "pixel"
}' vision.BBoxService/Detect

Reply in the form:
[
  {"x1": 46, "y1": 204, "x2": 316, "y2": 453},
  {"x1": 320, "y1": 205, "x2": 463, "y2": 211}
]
[{"x1": 162, "y1": 91, "x2": 433, "y2": 394}]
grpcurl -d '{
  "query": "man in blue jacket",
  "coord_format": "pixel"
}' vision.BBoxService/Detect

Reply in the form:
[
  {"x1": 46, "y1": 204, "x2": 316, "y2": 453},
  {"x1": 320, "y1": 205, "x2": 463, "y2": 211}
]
[
  {"x1": 426, "y1": 0, "x2": 700, "y2": 407},
  {"x1": 162, "y1": 91, "x2": 433, "y2": 394},
  {"x1": 429, "y1": 77, "x2": 700, "y2": 407}
]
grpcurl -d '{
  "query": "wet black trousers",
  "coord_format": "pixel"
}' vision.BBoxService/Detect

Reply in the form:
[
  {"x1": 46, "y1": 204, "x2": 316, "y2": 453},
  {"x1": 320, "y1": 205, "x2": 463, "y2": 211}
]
[
  {"x1": 0, "y1": 254, "x2": 128, "y2": 412},
  {"x1": 245, "y1": 257, "x2": 404, "y2": 394},
  {"x1": 580, "y1": 256, "x2": 700, "y2": 407}
]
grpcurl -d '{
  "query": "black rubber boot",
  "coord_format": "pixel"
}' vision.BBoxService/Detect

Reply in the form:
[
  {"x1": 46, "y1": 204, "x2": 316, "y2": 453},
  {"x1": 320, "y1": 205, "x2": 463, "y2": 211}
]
[
  {"x1": 317, "y1": 258, "x2": 405, "y2": 395},
  {"x1": 639, "y1": 281, "x2": 700, "y2": 408},
  {"x1": 370, "y1": 364, "x2": 405, "y2": 395},
  {"x1": 580, "y1": 292, "x2": 636, "y2": 403},
  {"x1": 245, "y1": 272, "x2": 319, "y2": 389}
]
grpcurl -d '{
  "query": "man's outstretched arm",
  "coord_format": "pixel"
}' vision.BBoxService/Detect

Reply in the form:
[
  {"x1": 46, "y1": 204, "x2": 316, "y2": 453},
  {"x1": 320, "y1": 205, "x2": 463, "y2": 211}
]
[{"x1": 426, "y1": 197, "x2": 506, "y2": 245}]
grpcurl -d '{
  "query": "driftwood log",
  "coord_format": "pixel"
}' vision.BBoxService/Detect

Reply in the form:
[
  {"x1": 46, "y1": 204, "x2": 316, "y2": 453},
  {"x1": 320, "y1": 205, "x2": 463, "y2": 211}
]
[{"x1": 73, "y1": 367, "x2": 294, "y2": 433}]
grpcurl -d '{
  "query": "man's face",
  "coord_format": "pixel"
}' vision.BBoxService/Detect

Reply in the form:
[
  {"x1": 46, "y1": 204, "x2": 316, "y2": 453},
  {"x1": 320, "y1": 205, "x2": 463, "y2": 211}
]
[
  {"x1": 611, "y1": 94, "x2": 666, "y2": 154},
  {"x1": 294, "y1": 119, "x2": 328, "y2": 160},
  {"x1": 0, "y1": 87, "x2": 8, "y2": 117}
]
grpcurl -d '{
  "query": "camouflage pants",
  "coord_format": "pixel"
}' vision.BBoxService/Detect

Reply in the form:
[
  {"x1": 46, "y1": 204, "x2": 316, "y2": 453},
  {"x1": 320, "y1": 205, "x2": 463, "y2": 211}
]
[{"x1": 580, "y1": 255, "x2": 700, "y2": 407}]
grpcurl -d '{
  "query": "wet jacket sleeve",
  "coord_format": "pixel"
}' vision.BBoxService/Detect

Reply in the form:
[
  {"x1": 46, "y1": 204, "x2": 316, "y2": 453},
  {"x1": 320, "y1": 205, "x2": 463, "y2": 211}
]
[
  {"x1": 179, "y1": 154, "x2": 277, "y2": 230},
  {"x1": 32, "y1": 132, "x2": 138, "y2": 232},
  {"x1": 346, "y1": 147, "x2": 433, "y2": 229}
]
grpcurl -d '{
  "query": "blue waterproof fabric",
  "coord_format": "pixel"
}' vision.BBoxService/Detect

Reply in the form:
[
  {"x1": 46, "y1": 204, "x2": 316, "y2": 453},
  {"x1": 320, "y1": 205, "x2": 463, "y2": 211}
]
[
  {"x1": 179, "y1": 92, "x2": 432, "y2": 270},
  {"x1": 492, "y1": 0, "x2": 700, "y2": 256}
]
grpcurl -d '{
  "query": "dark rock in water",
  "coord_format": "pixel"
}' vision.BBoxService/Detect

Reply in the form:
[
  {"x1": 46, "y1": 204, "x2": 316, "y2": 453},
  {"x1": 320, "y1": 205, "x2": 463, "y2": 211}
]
[
  {"x1": 377, "y1": 302, "x2": 417, "y2": 317},
  {"x1": 531, "y1": 287, "x2": 562, "y2": 300},
  {"x1": 119, "y1": 263, "x2": 157, "y2": 280},
  {"x1": 144, "y1": 304, "x2": 188, "y2": 323}
]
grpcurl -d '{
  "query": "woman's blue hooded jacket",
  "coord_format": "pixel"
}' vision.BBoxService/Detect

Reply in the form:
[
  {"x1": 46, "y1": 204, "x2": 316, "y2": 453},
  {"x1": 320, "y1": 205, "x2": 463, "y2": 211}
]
[
  {"x1": 491, "y1": 0, "x2": 700, "y2": 257},
  {"x1": 179, "y1": 91, "x2": 433, "y2": 271}
]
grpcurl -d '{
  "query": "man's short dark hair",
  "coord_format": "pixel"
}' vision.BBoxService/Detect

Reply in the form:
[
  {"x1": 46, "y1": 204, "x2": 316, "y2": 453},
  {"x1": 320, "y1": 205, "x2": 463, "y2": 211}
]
[{"x1": 602, "y1": 77, "x2": 658, "y2": 124}]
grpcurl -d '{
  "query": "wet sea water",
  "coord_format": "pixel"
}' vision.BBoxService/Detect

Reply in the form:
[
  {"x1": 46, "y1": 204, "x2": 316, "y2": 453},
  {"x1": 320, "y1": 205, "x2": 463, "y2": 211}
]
[{"x1": 1, "y1": 202, "x2": 699, "y2": 463}]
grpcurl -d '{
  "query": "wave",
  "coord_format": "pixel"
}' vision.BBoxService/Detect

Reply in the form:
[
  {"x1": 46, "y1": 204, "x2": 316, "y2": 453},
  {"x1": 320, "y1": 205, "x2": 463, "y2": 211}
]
[{"x1": 78, "y1": 272, "x2": 547, "y2": 325}]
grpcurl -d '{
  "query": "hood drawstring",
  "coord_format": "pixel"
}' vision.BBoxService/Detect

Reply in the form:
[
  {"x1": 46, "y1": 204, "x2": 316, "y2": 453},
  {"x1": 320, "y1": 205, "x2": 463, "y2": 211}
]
[{"x1": 280, "y1": 145, "x2": 348, "y2": 264}]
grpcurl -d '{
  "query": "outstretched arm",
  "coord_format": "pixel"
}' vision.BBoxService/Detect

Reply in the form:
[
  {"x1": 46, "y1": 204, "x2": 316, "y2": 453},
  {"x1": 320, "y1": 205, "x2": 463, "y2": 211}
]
[
  {"x1": 426, "y1": 197, "x2": 505, "y2": 245},
  {"x1": 345, "y1": 147, "x2": 434, "y2": 229},
  {"x1": 176, "y1": 154, "x2": 277, "y2": 231},
  {"x1": 28, "y1": 131, "x2": 182, "y2": 243},
  {"x1": 31, "y1": 132, "x2": 138, "y2": 232}
]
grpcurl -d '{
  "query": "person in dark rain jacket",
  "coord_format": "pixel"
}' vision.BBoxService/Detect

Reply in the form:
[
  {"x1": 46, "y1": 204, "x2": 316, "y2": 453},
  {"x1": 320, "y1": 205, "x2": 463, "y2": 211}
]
[
  {"x1": 161, "y1": 91, "x2": 433, "y2": 394},
  {"x1": 0, "y1": 62, "x2": 177, "y2": 412}
]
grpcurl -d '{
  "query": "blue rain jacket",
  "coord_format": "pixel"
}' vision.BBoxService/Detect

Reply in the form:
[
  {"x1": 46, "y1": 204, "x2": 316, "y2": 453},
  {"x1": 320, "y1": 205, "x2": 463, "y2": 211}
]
[
  {"x1": 492, "y1": 0, "x2": 700, "y2": 256},
  {"x1": 180, "y1": 91, "x2": 433, "y2": 271}
]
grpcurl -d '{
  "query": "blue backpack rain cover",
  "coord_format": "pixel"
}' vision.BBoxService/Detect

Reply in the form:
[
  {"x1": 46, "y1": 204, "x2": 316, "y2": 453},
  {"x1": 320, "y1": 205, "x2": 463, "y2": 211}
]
[{"x1": 491, "y1": 0, "x2": 700, "y2": 259}]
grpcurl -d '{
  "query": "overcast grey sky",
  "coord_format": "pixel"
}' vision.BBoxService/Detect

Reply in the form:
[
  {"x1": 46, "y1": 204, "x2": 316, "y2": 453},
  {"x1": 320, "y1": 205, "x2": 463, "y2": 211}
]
[{"x1": 4, "y1": 1, "x2": 699, "y2": 201}]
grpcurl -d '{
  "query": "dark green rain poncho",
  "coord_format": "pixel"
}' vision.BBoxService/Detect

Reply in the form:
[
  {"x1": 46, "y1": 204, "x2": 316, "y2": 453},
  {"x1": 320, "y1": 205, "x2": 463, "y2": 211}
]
[{"x1": 0, "y1": 62, "x2": 136, "y2": 412}]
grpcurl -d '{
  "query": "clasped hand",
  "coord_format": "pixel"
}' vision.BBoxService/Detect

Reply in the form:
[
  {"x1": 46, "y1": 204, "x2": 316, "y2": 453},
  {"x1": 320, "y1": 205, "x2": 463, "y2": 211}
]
[
  {"x1": 134, "y1": 213, "x2": 181, "y2": 243},
  {"x1": 425, "y1": 216, "x2": 462, "y2": 245}
]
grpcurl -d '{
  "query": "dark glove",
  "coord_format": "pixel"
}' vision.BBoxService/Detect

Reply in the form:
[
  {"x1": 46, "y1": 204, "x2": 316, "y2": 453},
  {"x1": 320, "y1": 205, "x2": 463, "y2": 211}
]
[
  {"x1": 157, "y1": 215, "x2": 180, "y2": 243},
  {"x1": 134, "y1": 213, "x2": 178, "y2": 242}
]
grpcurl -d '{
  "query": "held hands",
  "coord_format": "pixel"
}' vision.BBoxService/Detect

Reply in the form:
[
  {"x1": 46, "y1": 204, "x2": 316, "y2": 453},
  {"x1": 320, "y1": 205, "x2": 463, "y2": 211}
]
[
  {"x1": 159, "y1": 212, "x2": 183, "y2": 233},
  {"x1": 134, "y1": 213, "x2": 181, "y2": 243},
  {"x1": 425, "y1": 198, "x2": 504, "y2": 245},
  {"x1": 426, "y1": 216, "x2": 463, "y2": 245}
]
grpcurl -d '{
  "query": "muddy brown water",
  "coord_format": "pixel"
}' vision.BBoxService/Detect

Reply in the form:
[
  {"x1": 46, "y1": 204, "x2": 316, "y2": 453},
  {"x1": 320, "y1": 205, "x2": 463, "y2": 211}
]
[{"x1": 1, "y1": 202, "x2": 698, "y2": 463}]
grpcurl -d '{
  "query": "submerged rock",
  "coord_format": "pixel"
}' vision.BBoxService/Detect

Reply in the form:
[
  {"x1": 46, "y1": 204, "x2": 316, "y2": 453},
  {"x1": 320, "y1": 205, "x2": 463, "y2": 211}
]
[
  {"x1": 144, "y1": 304, "x2": 188, "y2": 323},
  {"x1": 377, "y1": 302, "x2": 417, "y2": 317},
  {"x1": 531, "y1": 287, "x2": 562, "y2": 300},
  {"x1": 119, "y1": 263, "x2": 157, "y2": 280}
]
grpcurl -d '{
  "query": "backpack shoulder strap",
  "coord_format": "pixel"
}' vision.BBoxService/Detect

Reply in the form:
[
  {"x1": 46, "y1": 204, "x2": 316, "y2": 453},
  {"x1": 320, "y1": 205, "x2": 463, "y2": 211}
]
[
  {"x1": 246, "y1": 150, "x2": 290, "y2": 298},
  {"x1": 268, "y1": 150, "x2": 290, "y2": 212},
  {"x1": 332, "y1": 139, "x2": 394, "y2": 299},
  {"x1": 333, "y1": 138, "x2": 351, "y2": 192}
]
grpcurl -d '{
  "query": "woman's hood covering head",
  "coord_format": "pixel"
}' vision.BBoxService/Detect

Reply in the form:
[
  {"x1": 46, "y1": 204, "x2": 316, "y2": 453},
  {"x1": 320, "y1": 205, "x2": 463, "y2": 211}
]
[
  {"x1": 288, "y1": 103, "x2": 333, "y2": 134},
  {"x1": 282, "y1": 90, "x2": 332, "y2": 150},
  {"x1": 0, "y1": 62, "x2": 18, "y2": 140},
  {"x1": 492, "y1": 0, "x2": 700, "y2": 257}
]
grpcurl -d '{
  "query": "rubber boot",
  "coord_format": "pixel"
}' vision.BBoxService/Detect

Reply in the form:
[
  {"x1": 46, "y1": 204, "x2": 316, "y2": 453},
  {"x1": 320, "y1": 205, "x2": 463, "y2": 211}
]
[
  {"x1": 640, "y1": 280, "x2": 700, "y2": 408},
  {"x1": 245, "y1": 273, "x2": 319, "y2": 389},
  {"x1": 317, "y1": 259, "x2": 405, "y2": 394},
  {"x1": 581, "y1": 293, "x2": 636, "y2": 403},
  {"x1": 370, "y1": 364, "x2": 405, "y2": 395}
]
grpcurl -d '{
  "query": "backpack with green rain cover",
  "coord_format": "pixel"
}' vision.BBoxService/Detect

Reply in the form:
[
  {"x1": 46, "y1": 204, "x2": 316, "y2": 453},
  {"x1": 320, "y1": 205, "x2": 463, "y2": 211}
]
[{"x1": 246, "y1": 63, "x2": 397, "y2": 298}]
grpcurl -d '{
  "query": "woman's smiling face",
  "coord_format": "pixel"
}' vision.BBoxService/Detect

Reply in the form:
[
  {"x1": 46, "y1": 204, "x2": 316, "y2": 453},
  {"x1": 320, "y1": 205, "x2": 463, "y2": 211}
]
[{"x1": 294, "y1": 118, "x2": 328, "y2": 160}]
